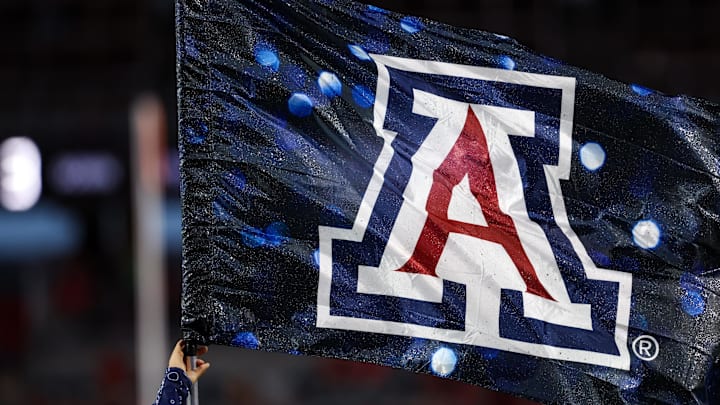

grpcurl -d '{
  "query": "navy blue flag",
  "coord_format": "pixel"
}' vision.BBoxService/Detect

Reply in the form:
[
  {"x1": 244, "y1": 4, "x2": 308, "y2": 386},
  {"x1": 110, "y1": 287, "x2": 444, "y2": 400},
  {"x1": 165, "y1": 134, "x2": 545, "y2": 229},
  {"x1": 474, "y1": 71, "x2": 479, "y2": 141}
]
[{"x1": 176, "y1": 0, "x2": 720, "y2": 403}]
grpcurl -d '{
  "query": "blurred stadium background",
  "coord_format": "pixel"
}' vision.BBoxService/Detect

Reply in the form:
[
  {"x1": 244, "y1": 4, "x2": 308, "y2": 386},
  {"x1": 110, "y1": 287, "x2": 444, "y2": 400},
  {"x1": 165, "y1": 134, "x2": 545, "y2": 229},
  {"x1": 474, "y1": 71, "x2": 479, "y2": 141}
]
[{"x1": 0, "y1": 0, "x2": 717, "y2": 404}]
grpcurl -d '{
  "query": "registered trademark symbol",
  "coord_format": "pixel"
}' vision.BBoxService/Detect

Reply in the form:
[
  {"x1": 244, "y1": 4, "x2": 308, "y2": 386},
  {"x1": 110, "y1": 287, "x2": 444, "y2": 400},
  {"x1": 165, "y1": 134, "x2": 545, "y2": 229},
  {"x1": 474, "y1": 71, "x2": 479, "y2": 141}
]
[{"x1": 632, "y1": 335, "x2": 659, "y2": 361}]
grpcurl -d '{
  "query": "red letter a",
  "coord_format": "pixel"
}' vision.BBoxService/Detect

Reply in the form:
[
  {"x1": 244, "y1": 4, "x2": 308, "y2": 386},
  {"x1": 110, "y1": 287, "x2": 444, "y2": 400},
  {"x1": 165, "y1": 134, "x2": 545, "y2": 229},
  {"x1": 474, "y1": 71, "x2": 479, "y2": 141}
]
[{"x1": 396, "y1": 106, "x2": 554, "y2": 301}]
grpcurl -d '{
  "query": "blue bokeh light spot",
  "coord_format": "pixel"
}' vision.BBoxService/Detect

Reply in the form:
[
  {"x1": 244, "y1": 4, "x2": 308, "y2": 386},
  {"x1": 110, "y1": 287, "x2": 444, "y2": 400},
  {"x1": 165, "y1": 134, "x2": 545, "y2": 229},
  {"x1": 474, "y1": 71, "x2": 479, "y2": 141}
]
[
  {"x1": 589, "y1": 250, "x2": 612, "y2": 267},
  {"x1": 241, "y1": 226, "x2": 267, "y2": 248},
  {"x1": 367, "y1": 5, "x2": 389, "y2": 14},
  {"x1": 240, "y1": 222, "x2": 289, "y2": 248},
  {"x1": 631, "y1": 84, "x2": 654, "y2": 96},
  {"x1": 430, "y1": 347, "x2": 457, "y2": 376},
  {"x1": 231, "y1": 331, "x2": 259, "y2": 349},
  {"x1": 275, "y1": 129, "x2": 302, "y2": 152},
  {"x1": 184, "y1": 36, "x2": 200, "y2": 59},
  {"x1": 212, "y1": 199, "x2": 231, "y2": 223},
  {"x1": 631, "y1": 312, "x2": 649, "y2": 330},
  {"x1": 681, "y1": 289, "x2": 706, "y2": 317},
  {"x1": 480, "y1": 347, "x2": 499, "y2": 360},
  {"x1": 224, "y1": 169, "x2": 246, "y2": 191},
  {"x1": 617, "y1": 374, "x2": 643, "y2": 391},
  {"x1": 400, "y1": 16, "x2": 424, "y2": 34},
  {"x1": 680, "y1": 272, "x2": 697, "y2": 291},
  {"x1": 580, "y1": 142, "x2": 606, "y2": 171},
  {"x1": 325, "y1": 205, "x2": 344, "y2": 218},
  {"x1": 352, "y1": 85, "x2": 375, "y2": 108},
  {"x1": 632, "y1": 219, "x2": 661, "y2": 250},
  {"x1": 312, "y1": 249, "x2": 320, "y2": 268},
  {"x1": 265, "y1": 221, "x2": 289, "y2": 247},
  {"x1": 317, "y1": 71, "x2": 342, "y2": 98},
  {"x1": 255, "y1": 47, "x2": 280, "y2": 71},
  {"x1": 499, "y1": 55, "x2": 516, "y2": 70},
  {"x1": 542, "y1": 56, "x2": 563, "y2": 68},
  {"x1": 348, "y1": 44, "x2": 372, "y2": 61},
  {"x1": 680, "y1": 273, "x2": 706, "y2": 317},
  {"x1": 288, "y1": 93, "x2": 314, "y2": 117},
  {"x1": 187, "y1": 121, "x2": 208, "y2": 145}
]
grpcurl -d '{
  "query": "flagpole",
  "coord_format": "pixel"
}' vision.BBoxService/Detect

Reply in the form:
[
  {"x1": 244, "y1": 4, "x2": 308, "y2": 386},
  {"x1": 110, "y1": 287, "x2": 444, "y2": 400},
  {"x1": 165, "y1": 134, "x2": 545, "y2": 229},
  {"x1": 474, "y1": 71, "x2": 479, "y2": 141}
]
[
  {"x1": 183, "y1": 341, "x2": 199, "y2": 405},
  {"x1": 131, "y1": 94, "x2": 170, "y2": 405}
]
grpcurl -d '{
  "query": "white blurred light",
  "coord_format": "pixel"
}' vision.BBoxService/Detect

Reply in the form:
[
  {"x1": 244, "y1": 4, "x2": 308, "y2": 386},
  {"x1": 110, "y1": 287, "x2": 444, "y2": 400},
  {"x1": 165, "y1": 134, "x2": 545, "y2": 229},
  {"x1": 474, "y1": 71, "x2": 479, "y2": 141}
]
[
  {"x1": 580, "y1": 142, "x2": 606, "y2": 171},
  {"x1": 430, "y1": 347, "x2": 457, "y2": 376},
  {"x1": 1, "y1": 137, "x2": 42, "y2": 211},
  {"x1": 632, "y1": 220, "x2": 661, "y2": 249}
]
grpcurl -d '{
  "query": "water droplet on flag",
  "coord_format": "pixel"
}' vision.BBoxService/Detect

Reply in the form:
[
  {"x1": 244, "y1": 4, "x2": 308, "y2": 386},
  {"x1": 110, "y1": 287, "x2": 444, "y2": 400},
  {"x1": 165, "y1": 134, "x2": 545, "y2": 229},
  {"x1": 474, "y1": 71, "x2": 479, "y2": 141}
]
[
  {"x1": 400, "y1": 16, "x2": 424, "y2": 34},
  {"x1": 288, "y1": 93, "x2": 314, "y2": 117},
  {"x1": 348, "y1": 44, "x2": 371, "y2": 61},
  {"x1": 352, "y1": 85, "x2": 374, "y2": 108},
  {"x1": 430, "y1": 347, "x2": 457, "y2": 376},
  {"x1": 632, "y1": 220, "x2": 661, "y2": 249},
  {"x1": 631, "y1": 84, "x2": 654, "y2": 96},
  {"x1": 580, "y1": 142, "x2": 606, "y2": 171},
  {"x1": 255, "y1": 46, "x2": 280, "y2": 71},
  {"x1": 499, "y1": 55, "x2": 516, "y2": 70},
  {"x1": 317, "y1": 71, "x2": 342, "y2": 98},
  {"x1": 231, "y1": 331, "x2": 259, "y2": 349}
]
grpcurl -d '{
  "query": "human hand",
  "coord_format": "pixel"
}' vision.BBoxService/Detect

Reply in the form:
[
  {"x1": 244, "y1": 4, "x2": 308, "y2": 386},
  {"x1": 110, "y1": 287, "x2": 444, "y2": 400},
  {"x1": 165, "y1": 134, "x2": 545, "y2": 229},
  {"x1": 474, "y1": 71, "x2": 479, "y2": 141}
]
[{"x1": 168, "y1": 339, "x2": 210, "y2": 384}]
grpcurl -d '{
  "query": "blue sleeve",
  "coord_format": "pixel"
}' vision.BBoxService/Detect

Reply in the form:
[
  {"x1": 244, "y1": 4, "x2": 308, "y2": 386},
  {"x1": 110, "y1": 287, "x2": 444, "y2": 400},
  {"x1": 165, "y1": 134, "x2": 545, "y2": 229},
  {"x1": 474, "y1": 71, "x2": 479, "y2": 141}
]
[{"x1": 153, "y1": 367, "x2": 192, "y2": 405}]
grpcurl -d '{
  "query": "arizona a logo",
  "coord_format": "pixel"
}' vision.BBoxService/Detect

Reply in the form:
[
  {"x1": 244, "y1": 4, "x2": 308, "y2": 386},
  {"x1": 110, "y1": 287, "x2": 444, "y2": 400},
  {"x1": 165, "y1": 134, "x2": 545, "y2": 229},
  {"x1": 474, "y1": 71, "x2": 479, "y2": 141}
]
[{"x1": 317, "y1": 55, "x2": 632, "y2": 369}]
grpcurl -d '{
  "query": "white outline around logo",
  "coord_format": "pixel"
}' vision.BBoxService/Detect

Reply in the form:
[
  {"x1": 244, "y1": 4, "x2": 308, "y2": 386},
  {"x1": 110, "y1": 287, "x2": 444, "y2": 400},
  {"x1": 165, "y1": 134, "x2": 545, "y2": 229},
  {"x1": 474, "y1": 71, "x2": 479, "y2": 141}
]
[{"x1": 316, "y1": 55, "x2": 632, "y2": 370}]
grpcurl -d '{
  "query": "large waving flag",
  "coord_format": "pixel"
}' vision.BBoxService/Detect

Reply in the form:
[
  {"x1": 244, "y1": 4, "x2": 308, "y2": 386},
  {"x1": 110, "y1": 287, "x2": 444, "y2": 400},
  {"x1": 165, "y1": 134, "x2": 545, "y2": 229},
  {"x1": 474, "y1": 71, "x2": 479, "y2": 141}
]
[{"x1": 176, "y1": 0, "x2": 720, "y2": 403}]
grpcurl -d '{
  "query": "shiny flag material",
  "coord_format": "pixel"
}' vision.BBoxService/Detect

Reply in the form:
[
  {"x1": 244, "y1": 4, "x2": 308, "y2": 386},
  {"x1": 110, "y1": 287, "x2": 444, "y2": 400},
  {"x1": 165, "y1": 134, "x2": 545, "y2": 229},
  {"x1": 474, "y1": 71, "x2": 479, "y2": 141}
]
[{"x1": 176, "y1": 0, "x2": 720, "y2": 403}]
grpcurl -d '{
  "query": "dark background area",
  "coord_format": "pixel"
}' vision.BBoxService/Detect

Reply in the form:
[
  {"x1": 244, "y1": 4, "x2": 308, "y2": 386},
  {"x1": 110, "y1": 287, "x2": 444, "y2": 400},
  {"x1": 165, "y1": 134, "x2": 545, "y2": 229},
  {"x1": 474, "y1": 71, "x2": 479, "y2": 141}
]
[{"x1": 0, "y1": 0, "x2": 717, "y2": 404}]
